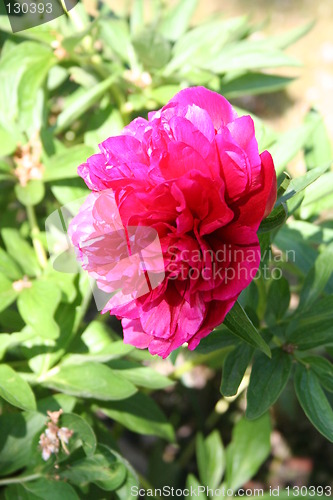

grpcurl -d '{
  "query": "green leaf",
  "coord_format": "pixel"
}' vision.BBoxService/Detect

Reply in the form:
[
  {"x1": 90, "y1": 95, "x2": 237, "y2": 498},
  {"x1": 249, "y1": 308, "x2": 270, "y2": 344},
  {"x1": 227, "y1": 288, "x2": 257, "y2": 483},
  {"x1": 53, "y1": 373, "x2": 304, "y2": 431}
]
[
  {"x1": 265, "y1": 21, "x2": 314, "y2": 49},
  {"x1": 270, "y1": 122, "x2": 318, "y2": 176},
  {"x1": 246, "y1": 349, "x2": 292, "y2": 419},
  {"x1": 0, "y1": 394, "x2": 74, "y2": 476},
  {"x1": 225, "y1": 413, "x2": 271, "y2": 490},
  {"x1": 55, "y1": 76, "x2": 118, "y2": 134},
  {"x1": 196, "y1": 431, "x2": 225, "y2": 489},
  {"x1": 194, "y1": 327, "x2": 239, "y2": 355},
  {"x1": 287, "y1": 296, "x2": 333, "y2": 349},
  {"x1": 81, "y1": 321, "x2": 124, "y2": 351},
  {"x1": 276, "y1": 172, "x2": 292, "y2": 198},
  {"x1": 0, "y1": 41, "x2": 56, "y2": 134},
  {"x1": 0, "y1": 273, "x2": 18, "y2": 313},
  {"x1": 298, "y1": 245, "x2": 333, "y2": 310},
  {"x1": 109, "y1": 449, "x2": 139, "y2": 499},
  {"x1": 159, "y1": 0, "x2": 197, "y2": 41},
  {"x1": 1, "y1": 228, "x2": 40, "y2": 277},
  {"x1": 304, "y1": 109, "x2": 333, "y2": 170},
  {"x1": 99, "y1": 392, "x2": 175, "y2": 442},
  {"x1": 15, "y1": 180, "x2": 45, "y2": 207},
  {"x1": 43, "y1": 264, "x2": 76, "y2": 303},
  {"x1": 0, "y1": 411, "x2": 45, "y2": 477},
  {"x1": 84, "y1": 107, "x2": 124, "y2": 151},
  {"x1": 258, "y1": 203, "x2": 287, "y2": 234},
  {"x1": 133, "y1": 28, "x2": 171, "y2": 70},
  {"x1": 0, "y1": 330, "x2": 39, "y2": 360},
  {"x1": 43, "y1": 145, "x2": 94, "y2": 181},
  {"x1": 220, "y1": 343, "x2": 253, "y2": 397},
  {"x1": 107, "y1": 360, "x2": 174, "y2": 390},
  {"x1": 300, "y1": 355, "x2": 333, "y2": 392},
  {"x1": 50, "y1": 178, "x2": 89, "y2": 206},
  {"x1": 22, "y1": 479, "x2": 79, "y2": 500},
  {"x1": 43, "y1": 362, "x2": 137, "y2": 401},
  {"x1": 17, "y1": 280, "x2": 62, "y2": 340},
  {"x1": 4, "y1": 484, "x2": 34, "y2": 500},
  {"x1": 130, "y1": 0, "x2": 144, "y2": 35},
  {"x1": 60, "y1": 413, "x2": 97, "y2": 457},
  {"x1": 222, "y1": 72, "x2": 295, "y2": 98},
  {"x1": 276, "y1": 163, "x2": 332, "y2": 205},
  {"x1": 265, "y1": 276, "x2": 290, "y2": 324},
  {"x1": 202, "y1": 42, "x2": 300, "y2": 73},
  {"x1": 0, "y1": 123, "x2": 17, "y2": 156},
  {"x1": 164, "y1": 17, "x2": 247, "y2": 75},
  {"x1": 59, "y1": 448, "x2": 126, "y2": 491},
  {"x1": 285, "y1": 219, "x2": 333, "y2": 245},
  {"x1": 274, "y1": 226, "x2": 317, "y2": 275},
  {"x1": 186, "y1": 474, "x2": 207, "y2": 500},
  {"x1": 0, "y1": 364, "x2": 36, "y2": 411},
  {"x1": 99, "y1": 19, "x2": 136, "y2": 66},
  {"x1": 224, "y1": 301, "x2": 271, "y2": 357},
  {"x1": 300, "y1": 172, "x2": 333, "y2": 218},
  {"x1": 294, "y1": 364, "x2": 333, "y2": 442},
  {"x1": 186, "y1": 475, "x2": 207, "y2": 499}
]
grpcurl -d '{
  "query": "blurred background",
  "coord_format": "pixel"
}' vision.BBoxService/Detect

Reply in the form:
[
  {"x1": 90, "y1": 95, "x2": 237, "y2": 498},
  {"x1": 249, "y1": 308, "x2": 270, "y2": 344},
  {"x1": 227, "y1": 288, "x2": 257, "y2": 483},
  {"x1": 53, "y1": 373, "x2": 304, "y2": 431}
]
[{"x1": 105, "y1": 0, "x2": 333, "y2": 138}]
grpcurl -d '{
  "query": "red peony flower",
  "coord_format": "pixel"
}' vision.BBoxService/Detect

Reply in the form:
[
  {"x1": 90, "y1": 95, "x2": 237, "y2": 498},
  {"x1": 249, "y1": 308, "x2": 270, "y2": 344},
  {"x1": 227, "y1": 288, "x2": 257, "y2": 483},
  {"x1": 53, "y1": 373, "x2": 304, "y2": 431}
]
[{"x1": 69, "y1": 86, "x2": 276, "y2": 358}]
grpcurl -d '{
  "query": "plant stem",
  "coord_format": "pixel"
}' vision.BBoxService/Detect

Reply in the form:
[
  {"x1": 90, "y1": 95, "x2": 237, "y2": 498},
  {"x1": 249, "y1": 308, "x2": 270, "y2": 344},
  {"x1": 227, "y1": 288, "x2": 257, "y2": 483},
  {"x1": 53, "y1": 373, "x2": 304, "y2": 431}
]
[
  {"x1": 0, "y1": 473, "x2": 42, "y2": 486},
  {"x1": 73, "y1": 275, "x2": 93, "y2": 334},
  {"x1": 26, "y1": 204, "x2": 47, "y2": 269}
]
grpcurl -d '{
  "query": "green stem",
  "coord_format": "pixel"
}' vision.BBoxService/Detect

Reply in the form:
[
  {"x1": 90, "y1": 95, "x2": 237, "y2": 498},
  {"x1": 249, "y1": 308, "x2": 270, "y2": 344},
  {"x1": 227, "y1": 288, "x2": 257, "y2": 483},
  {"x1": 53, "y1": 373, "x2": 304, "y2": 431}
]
[
  {"x1": 73, "y1": 276, "x2": 93, "y2": 334},
  {"x1": 60, "y1": 0, "x2": 85, "y2": 31},
  {"x1": 0, "y1": 473, "x2": 42, "y2": 486},
  {"x1": 26, "y1": 204, "x2": 47, "y2": 269}
]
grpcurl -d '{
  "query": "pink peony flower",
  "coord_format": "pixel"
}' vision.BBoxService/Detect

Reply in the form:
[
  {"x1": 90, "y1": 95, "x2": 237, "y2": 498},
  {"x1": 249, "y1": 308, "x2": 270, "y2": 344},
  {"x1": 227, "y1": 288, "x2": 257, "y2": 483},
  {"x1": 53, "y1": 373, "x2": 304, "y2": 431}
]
[{"x1": 69, "y1": 87, "x2": 276, "y2": 358}]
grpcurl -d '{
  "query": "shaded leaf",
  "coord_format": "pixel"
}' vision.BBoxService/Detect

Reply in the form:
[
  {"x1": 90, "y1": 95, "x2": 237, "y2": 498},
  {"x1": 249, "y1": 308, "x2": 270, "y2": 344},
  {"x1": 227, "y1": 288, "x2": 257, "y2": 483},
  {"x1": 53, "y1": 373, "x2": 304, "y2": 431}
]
[
  {"x1": 258, "y1": 203, "x2": 288, "y2": 234},
  {"x1": 44, "y1": 145, "x2": 94, "y2": 181},
  {"x1": 300, "y1": 355, "x2": 333, "y2": 392},
  {"x1": 100, "y1": 392, "x2": 175, "y2": 442},
  {"x1": 223, "y1": 72, "x2": 295, "y2": 98},
  {"x1": 15, "y1": 180, "x2": 45, "y2": 207},
  {"x1": 59, "y1": 450, "x2": 126, "y2": 491},
  {"x1": 0, "y1": 273, "x2": 18, "y2": 313},
  {"x1": 0, "y1": 364, "x2": 36, "y2": 411},
  {"x1": 23, "y1": 479, "x2": 79, "y2": 500},
  {"x1": 224, "y1": 301, "x2": 271, "y2": 357},
  {"x1": 294, "y1": 365, "x2": 333, "y2": 442},
  {"x1": 220, "y1": 343, "x2": 253, "y2": 397},
  {"x1": 107, "y1": 360, "x2": 174, "y2": 390},
  {"x1": 225, "y1": 413, "x2": 271, "y2": 490},
  {"x1": 60, "y1": 413, "x2": 97, "y2": 457},
  {"x1": 246, "y1": 349, "x2": 292, "y2": 419},
  {"x1": 196, "y1": 431, "x2": 225, "y2": 489},
  {"x1": 43, "y1": 362, "x2": 137, "y2": 401},
  {"x1": 17, "y1": 280, "x2": 61, "y2": 340},
  {"x1": 55, "y1": 76, "x2": 118, "y2": 134},
  {"x1": 1, "y1": 228, "x2": 40, "y2": 277},
  {"x1": 265, "y1": 276, "x2": 290, "y2": 324},
  {"x1": 287, "y1": 296, "x2": 333, "y2": 349},
  {"x1": 159, "y1": 0, "x2": 198, "y2": 41}
]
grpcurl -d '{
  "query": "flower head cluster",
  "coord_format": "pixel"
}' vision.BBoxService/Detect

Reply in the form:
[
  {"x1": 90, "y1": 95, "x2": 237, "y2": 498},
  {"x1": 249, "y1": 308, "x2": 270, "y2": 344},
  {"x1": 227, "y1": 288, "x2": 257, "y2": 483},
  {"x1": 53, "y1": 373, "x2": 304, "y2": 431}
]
[
  {"x1": 39, "y1": 409, "x2": 73, "y2": 461},
  {"x1": 14, "y1": 132, "x2": 43, "y2": 187},
  {"x1": 69, "y1": 87, "x2": 276, "y2": 358}
]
